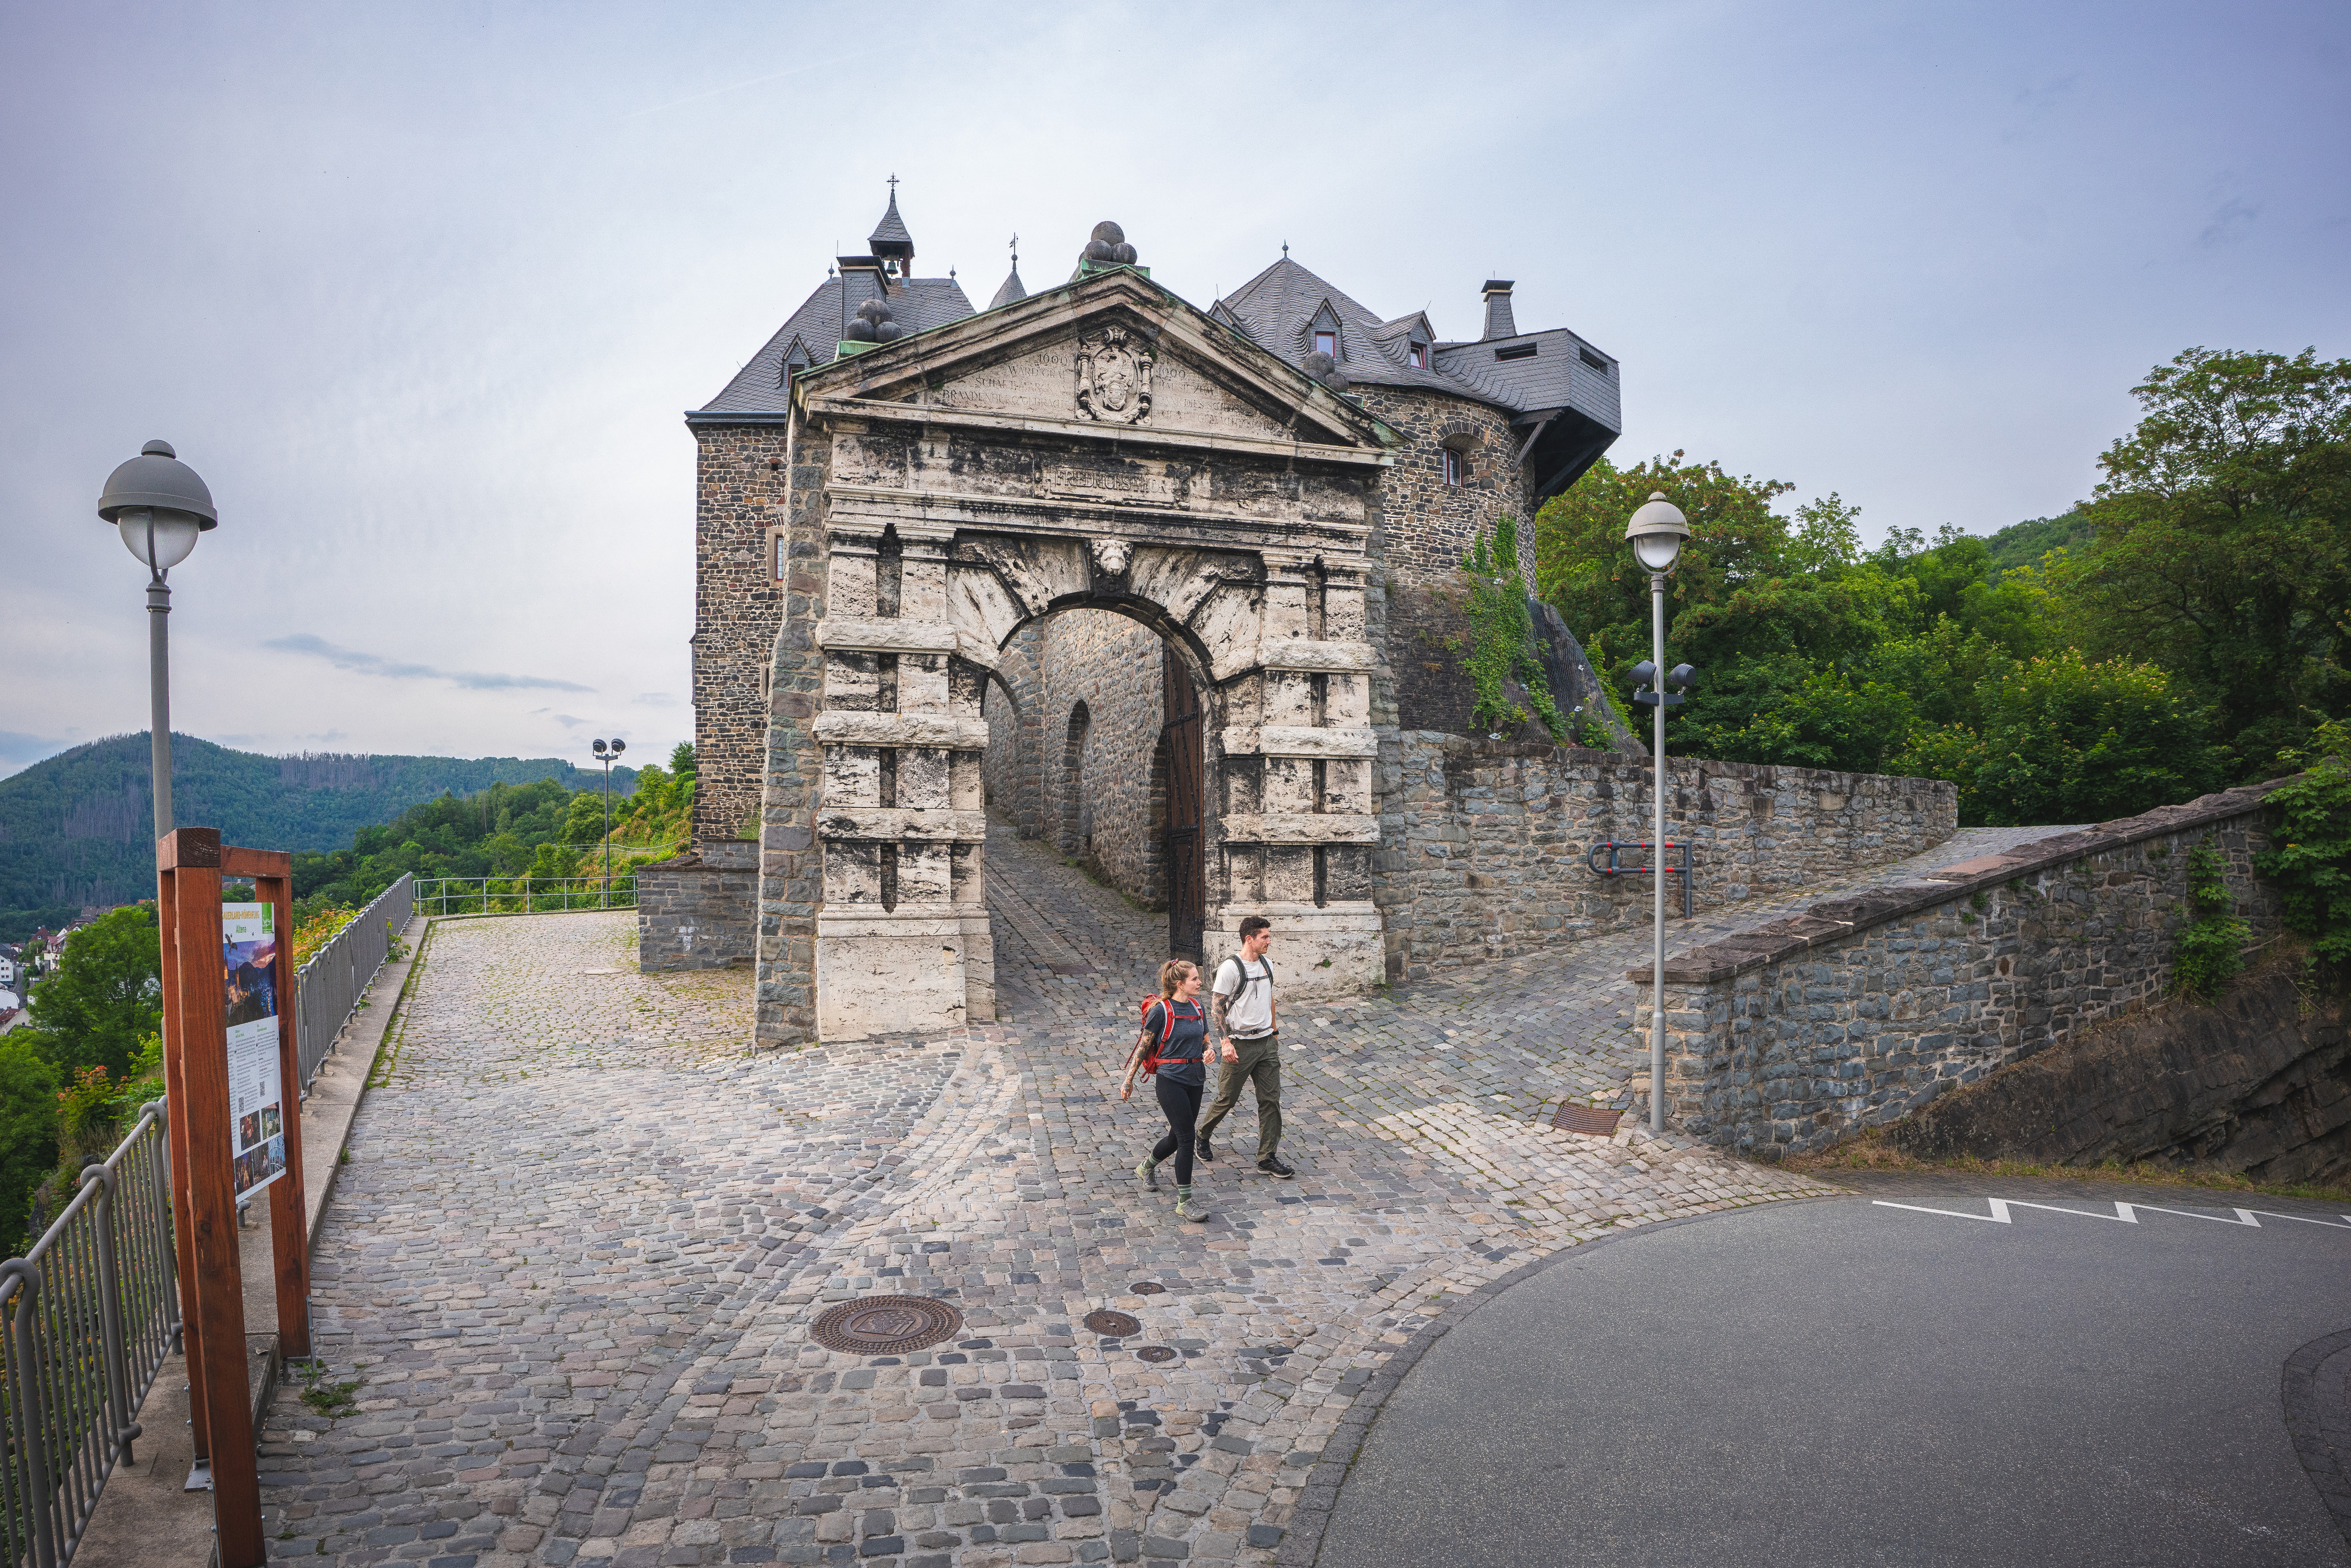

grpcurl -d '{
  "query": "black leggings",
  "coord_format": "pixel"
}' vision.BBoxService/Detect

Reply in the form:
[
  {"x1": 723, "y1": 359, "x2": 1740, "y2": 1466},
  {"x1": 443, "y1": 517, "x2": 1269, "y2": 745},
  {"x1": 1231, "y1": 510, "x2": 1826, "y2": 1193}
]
[{"x1": 1152, "y1": 1075, "x2": 1205, "y2": 1185}]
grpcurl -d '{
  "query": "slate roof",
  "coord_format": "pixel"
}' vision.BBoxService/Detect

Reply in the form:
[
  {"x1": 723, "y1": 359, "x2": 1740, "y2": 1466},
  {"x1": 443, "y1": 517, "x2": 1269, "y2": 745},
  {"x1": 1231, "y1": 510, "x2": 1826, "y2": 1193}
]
[
  {"x1": 1215, "y1": 258, "x2": 1488, "y2": 399},
  {"x1": 700, "y1": 274, "x2": 977, "y2": 414},
  {"x1": 987, "y1": 260, "x2": 1027, "y2": 311},
  {"x1": 1435, "y1": 329, "x2": 1622, "y2": 433}
]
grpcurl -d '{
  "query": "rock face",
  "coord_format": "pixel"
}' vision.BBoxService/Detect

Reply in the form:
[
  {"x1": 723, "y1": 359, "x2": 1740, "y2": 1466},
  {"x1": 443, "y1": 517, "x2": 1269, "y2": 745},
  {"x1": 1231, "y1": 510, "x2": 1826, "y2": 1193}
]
[{"x1": 1891, "y1": 963, "x2": 2351, "y2": 1187}]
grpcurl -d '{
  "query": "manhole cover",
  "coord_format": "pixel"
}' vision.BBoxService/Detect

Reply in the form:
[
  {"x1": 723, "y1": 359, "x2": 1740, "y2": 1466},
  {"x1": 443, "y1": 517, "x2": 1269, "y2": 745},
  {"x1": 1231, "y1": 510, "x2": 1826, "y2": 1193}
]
[
  {"x1": 1135, "y1": 1346, "x2": 1177, "y2": 1363},
  {"x1": 809, "y1": 1296, "x2": 963, "y2": 1355},
  {"x1": 1553, "y1": 1102, "x2": 1623, "y2": 1135},
  {"x1": 1084, "y1": 1309, "x2": 1141, "y2": 1337},
  {"x1": 1131, "y1": 1281, "x2": 1166, "y2": 1295}
]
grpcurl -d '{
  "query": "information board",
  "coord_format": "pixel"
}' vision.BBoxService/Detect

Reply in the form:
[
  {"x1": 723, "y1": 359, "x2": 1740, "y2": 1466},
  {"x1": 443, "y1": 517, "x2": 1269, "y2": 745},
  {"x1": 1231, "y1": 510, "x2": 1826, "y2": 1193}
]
[{"x1": 221, "y1": 902, "x2": 287, "y2": 1201}]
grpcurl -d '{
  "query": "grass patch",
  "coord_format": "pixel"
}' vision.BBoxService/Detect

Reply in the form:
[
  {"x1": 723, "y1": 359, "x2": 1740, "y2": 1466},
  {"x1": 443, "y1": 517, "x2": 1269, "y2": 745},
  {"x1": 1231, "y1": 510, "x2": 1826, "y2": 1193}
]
[
  {"x1": 296, "y1": 1361, "x2": 363, "y2": 1420},
  {"x1": 1785, "y1": 1125, "x2": 2351, "y2": 1206}
]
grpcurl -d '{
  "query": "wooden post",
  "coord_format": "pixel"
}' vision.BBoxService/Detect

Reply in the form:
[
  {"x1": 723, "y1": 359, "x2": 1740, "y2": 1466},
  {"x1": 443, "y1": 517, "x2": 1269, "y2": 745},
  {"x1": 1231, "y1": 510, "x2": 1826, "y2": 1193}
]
[
  {"x1": 153, "y1": 848, "x2": 208, "y2": 1469},
  {"x1": 158, "y1": 827, "x2": 266, "y2": 1568},
  {"x1": 231, "y1": 847, "x2": 310, "y2": 1360}
]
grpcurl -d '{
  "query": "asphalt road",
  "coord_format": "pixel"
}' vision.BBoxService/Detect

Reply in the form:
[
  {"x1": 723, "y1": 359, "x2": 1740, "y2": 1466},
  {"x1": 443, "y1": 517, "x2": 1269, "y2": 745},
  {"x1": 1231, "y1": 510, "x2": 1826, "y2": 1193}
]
[{"x1": 1317, "y1": 1176, "x2": 2351, "y2": 1567}]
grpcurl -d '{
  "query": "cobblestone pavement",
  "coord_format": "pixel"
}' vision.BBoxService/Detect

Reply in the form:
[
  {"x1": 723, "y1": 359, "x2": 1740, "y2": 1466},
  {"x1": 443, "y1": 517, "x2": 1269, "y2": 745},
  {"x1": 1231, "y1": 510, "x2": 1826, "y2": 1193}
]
[{"x1": 260, "y1": 824, "x2": 2077, "y2": 1568}]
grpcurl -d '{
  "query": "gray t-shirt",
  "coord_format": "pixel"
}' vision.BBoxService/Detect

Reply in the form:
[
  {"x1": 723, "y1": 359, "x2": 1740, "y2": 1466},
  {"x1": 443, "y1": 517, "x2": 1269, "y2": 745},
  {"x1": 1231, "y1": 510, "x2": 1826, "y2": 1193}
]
[{"x1": 1213, "y1": 956, "x2": 1275, "y2": 1039}]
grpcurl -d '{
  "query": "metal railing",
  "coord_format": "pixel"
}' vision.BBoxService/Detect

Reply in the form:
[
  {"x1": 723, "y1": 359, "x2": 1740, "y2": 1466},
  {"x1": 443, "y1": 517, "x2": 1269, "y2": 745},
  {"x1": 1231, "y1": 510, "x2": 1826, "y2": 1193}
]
[
  {"x1": 1587, "y1": 839, "x2": 1696, "y2": 918},
  {"x1": 295, "y1": 874, "x2": 413, "y2": 1093},
  {"x1": 409, "y1": 874, "x2": 642, "y2": 917},
  {"x1": 1, "y1": 1104, "x2": 179, "y2": 1568}
]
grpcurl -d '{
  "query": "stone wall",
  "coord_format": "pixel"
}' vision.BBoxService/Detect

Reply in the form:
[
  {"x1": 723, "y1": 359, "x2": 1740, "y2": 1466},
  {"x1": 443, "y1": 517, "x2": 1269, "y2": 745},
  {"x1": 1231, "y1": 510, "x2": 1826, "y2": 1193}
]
[
  {"x1": 1351, "y1": 388, "x2": 1531, "y2": 589},
  {"x1": 636, "y1": 840, "x2": 759, "y2": 970},
  {"x1": 1372, "y1": 734, "x2": 1957, "y2": 984},
  {"x1": 689, "y1": 422, "x2": 791, "y2": 849},
  {"x1": 1636, "y1": 780, "x2": 2293, "y2": 1160}
]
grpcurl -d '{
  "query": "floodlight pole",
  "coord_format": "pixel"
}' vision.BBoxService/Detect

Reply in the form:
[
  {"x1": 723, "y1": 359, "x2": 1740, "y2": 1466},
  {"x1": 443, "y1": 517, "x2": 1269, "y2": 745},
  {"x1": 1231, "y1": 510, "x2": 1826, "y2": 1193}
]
[{"x1": 1649, "y1": 568, "x2": 1667, "y2": 1133}]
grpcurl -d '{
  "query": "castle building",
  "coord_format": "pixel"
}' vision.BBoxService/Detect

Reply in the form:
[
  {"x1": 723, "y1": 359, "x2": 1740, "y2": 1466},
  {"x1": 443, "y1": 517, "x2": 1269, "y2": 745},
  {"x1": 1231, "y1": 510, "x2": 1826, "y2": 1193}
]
[{"x1": 651, "y1": 188, "x2": 1626, "y2": 1046}]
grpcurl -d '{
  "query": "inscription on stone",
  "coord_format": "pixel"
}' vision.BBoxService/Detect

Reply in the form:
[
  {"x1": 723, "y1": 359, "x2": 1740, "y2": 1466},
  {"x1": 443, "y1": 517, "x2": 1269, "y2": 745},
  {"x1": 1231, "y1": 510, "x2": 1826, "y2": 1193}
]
[{"x1": 1045, "y1": 463, "x2": 1181, "y2": 506}]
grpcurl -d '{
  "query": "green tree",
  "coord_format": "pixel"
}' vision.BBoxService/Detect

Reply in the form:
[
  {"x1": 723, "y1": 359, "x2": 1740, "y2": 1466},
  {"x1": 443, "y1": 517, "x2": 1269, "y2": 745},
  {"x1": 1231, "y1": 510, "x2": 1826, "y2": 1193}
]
[
  {"x1": 1892, "y1": 650, "x2": 2224, "y2": 826},
  {"x1": 2064, "y1": 347, "x2": 2351, "y2": 777},
  {"x1": 18, "y1": 904, "x2": 162, "y2": 1079},
  {"x1": 1536, "y1": 452, "x2": 1800, "y2": 684},
  {"x1": 0, "y1": 1036, "x2": 59, "y2": 1248}
]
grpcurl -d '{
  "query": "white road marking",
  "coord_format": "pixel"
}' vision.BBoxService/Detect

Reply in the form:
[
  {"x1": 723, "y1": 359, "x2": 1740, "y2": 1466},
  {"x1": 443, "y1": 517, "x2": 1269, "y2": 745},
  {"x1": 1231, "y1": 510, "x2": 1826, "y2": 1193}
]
[{"x1": 1874, "y1": 1198, "x2": 2351, "y2": 1231}]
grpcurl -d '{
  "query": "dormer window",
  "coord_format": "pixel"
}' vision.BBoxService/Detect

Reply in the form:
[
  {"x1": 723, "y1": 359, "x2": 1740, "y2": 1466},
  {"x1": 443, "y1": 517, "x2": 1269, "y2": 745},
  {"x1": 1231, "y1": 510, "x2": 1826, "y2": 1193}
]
[
  {"x1": 1313, "y1": 329, "x2": 1337, "y2": 358},
  {"x1": 1408, "y1": 342, "x2": 1428, "y2": 370}
]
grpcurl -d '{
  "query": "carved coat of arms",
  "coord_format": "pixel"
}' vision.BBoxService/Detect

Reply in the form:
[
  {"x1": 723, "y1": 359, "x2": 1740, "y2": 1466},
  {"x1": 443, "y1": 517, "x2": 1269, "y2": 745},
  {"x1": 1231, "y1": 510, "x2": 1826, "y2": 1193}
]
[{"x1": 1075, "y1": 324, "x2": 1152, "y2": 425}]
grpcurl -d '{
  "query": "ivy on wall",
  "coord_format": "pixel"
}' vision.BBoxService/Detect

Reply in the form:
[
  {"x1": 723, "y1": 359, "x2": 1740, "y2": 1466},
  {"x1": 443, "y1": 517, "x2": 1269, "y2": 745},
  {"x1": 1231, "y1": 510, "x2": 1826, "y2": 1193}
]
[{"x1": 1462, "y1": 517, "x2": 1567, "y2": 741}]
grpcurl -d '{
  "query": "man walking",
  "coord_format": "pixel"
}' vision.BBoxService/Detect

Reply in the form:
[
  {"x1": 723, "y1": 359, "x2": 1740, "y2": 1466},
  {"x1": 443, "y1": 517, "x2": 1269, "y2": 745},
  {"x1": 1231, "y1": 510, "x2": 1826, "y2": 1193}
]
[{"x1": 1196, "y1": 915, "x2": 1294, "y2": 1178}]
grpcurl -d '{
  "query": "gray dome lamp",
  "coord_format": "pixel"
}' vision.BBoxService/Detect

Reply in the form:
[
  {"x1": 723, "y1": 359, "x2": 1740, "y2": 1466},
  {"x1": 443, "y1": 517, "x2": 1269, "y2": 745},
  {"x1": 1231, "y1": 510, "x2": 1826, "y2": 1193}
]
[
  {"x1": 1623, "y1": 489, "x2": 1689, "y2": 572},
  {"x1": 100, "y1": 439, "x2": 218, "y2": 575},
  {"x1": 1623, "y1": 487, "x2": 1696, "y2": 1135},
  {"x1": 96, "y1": 439, "x2": 218, "y2": 843}
]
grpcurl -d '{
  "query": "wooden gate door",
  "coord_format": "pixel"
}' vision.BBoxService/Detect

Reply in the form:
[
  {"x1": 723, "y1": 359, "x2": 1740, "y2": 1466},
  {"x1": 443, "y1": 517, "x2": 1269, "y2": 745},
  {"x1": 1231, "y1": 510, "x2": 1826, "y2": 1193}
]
[{"x1": 1162, "y1": 651, "x2": 1206, "y2": 961}]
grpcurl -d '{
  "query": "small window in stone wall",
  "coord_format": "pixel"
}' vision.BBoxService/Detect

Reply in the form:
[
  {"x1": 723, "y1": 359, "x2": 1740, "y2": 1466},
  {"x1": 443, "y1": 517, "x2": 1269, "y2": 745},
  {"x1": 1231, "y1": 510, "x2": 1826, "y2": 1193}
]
[{"x1": 1441, "y1": 449, "x2": 1463, "y2": 487}]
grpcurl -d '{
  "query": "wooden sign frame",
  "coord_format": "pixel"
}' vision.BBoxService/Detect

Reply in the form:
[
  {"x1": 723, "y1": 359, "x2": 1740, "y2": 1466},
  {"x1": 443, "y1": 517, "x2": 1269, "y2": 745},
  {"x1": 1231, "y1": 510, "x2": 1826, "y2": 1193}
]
[{"x1": 155, "y1": 827, "x2": 311, "y2": 1568}]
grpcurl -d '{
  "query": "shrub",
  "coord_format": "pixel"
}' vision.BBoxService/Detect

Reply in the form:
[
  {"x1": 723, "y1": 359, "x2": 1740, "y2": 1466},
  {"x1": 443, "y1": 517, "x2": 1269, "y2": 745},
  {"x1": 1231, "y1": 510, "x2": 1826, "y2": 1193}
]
[
  {"x1": 2255, "y1": 745, "x2": 2351, "y2": 966},
  {"x1": 2170, "y1": 841, "x2": 2249, "y2": 1002}
]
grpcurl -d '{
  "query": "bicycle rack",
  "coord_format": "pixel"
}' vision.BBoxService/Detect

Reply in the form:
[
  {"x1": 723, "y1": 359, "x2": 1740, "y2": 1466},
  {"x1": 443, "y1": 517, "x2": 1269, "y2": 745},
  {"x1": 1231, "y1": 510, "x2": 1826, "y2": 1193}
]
[{"x1": 1586, "y1": 840, "x2": 1694, "y2": 918}]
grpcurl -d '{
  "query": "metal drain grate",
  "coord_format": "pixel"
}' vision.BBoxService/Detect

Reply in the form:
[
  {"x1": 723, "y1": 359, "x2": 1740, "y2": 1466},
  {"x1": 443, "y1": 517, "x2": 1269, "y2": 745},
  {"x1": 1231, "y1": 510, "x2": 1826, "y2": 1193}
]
[
  {"x1": 1552, "y1": 1102, "x2": 1624, "y2": 1136},
  {"x1": 1084, "y1": 1309, "x2": 1142, "y2": 1337},
  {"x1": 1135, "y1": 1346, "x2": 1177, "y2": 1363},
  {"x1": 1130, "y1": 1281, "x2": 1166, "y2": 1295},
  {"x1": 809, "y1": 1295, "x2": 963, "y2": 1355}
]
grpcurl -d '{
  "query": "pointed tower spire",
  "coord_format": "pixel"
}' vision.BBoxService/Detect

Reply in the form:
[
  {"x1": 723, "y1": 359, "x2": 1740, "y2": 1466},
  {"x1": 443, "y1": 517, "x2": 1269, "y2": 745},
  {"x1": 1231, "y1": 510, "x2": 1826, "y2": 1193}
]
[
  {"x1": 989, "y1": 232, "x2": 1026, "y2": 310},
  {"x1": 869, "y1": 175, "x2": 914, "y2": 272}
]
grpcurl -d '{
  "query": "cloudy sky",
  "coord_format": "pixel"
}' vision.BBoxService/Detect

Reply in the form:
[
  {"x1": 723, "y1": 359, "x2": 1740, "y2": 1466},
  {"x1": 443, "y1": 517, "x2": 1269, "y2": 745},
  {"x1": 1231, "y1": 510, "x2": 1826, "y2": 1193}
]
[{"x1": 3, "y1": 0, "x2": 2343, "y2": 779}]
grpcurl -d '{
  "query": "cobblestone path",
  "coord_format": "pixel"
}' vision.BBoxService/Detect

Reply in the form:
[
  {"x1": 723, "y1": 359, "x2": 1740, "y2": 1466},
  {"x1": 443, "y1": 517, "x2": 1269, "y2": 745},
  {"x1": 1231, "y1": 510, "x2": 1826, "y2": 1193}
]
[{"x1": 260, "y1": 823, "x2": 2073, "y2": 1568}]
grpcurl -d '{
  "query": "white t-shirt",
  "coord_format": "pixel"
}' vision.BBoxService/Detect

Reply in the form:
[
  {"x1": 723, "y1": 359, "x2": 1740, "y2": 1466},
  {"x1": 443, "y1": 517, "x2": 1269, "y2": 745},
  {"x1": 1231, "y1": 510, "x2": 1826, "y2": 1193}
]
[{"x1": 1213, "y1": 956, "x2": 1275, "y2": 1039}]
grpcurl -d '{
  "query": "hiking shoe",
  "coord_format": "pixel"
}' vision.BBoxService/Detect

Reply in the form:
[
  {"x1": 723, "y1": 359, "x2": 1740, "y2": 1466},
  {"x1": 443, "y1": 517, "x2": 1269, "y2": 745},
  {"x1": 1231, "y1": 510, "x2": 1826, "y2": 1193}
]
[
  {"x1": 1136, "y1": 1156, "x2": 1159, "y2": 1190},
  {"x1": 1194, "y1": 1138, "x2": 1215, "y2": 1164},
  {"x1": 1176, "y1": 1190, "x2": 1212, "y2": 1223},
  {"x1": 1257, "y1": 1156, "x2": 1295, "y2": 1179}
]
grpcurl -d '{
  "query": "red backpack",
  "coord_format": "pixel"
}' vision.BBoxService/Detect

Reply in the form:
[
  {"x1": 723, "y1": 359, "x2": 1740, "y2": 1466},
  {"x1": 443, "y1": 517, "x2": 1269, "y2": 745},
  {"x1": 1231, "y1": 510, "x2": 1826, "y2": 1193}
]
[{"x1": 1131, "y1": 994, "x2": 1186, "y2": 1079}]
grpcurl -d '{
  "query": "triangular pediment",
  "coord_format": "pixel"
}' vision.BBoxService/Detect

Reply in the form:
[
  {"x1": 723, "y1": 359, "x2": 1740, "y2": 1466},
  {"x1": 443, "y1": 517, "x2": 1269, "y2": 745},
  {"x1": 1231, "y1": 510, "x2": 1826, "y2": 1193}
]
[{"x1": 795, "y1": 268, "x2": 1397, "y2": 455}]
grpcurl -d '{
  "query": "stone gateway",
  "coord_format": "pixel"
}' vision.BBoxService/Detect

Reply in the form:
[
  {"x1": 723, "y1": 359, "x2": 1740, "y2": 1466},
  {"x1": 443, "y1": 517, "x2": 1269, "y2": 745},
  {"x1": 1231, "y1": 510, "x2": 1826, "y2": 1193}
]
[{"x1": 645, "y1": 188, "x2": 1940, "y2": 1048}]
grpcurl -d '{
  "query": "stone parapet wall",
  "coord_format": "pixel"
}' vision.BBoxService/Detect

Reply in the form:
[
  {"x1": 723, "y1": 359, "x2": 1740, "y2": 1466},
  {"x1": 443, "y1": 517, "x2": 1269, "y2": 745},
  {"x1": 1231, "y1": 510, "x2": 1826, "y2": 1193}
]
[
  {"x1": 636, "y1": 840, "x2": 759, "y2": 972},
  {"x1": 1635, "y1": 780, "x2": 2292, "y2": 1159},
  {"x1": 1372, "y1": 733, "x2": 1956, "y2": 984}
]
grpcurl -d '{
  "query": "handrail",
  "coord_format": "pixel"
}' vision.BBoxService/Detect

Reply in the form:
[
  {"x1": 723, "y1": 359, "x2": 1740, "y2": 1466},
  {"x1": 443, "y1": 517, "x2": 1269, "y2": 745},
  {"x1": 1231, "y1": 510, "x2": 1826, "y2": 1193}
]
[
  {"x1": 409, "y1": 874, "x2": 644, "y2": 917},
  {"x1": 1, "y1": 1102, "x2": 179, "y2": 1567},
  {"x1": 294, "y1": 874, "x2": 412, "y2": 1095},
  {"x1": 1587, "y1": 839, "x2": 1695, "y2": 918}
]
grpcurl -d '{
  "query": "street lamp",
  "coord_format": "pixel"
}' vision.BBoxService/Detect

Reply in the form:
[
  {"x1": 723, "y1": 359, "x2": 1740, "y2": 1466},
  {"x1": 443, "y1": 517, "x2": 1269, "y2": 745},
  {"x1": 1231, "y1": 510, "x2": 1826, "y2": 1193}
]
[
  {"x1": 1624, "y1": 491, "x2": 1693, "y2": 1134},
  {"x1": 98, "y1": 440, "x2": 218, "y2": 843},
  {"x1": 590, "y1": 738, "x2": 626, "y2": 897}
]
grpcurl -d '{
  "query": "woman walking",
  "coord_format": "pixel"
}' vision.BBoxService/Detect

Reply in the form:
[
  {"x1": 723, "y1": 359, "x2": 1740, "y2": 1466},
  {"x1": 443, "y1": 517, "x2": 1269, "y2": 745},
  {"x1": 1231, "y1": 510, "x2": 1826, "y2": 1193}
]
[{"x1": 1120, "y1": 958, "x2": 1231, "y2": 1223}]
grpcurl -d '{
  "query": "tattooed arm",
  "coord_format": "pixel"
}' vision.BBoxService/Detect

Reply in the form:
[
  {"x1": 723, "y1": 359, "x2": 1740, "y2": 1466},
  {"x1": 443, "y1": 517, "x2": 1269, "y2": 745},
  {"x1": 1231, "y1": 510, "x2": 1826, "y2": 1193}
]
[{"x1": 1209, "y1": 971, "x2": 1239, "y2": 1061}]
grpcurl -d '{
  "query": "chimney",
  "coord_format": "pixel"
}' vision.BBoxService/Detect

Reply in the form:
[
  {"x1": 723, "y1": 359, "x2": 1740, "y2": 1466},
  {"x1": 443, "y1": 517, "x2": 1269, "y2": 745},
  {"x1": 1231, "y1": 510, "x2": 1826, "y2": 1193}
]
[{"x1": 1481, "y1": 279, "x2": 1517, "y2": 341}]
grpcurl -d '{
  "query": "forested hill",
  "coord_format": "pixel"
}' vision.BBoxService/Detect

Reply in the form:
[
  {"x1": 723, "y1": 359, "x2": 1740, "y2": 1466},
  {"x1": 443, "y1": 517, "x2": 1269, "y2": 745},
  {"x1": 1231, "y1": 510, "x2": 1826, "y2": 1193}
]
[{"x1": 0, "y1": 733, "x2": 635, "y2": 937}]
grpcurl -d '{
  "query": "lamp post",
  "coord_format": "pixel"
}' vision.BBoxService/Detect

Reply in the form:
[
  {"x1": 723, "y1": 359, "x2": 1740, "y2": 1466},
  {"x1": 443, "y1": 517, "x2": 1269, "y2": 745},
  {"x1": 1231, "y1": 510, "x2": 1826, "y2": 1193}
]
[
  {"x1": 1624, "y1": 491, "x2": 1692, "y2": 1133},
  {"x1": 591, "y1": 738, "x2": 626, "y2": 897},
  {"x1": 98, "y1": 441, "x2": 219, "y2": 843}
]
